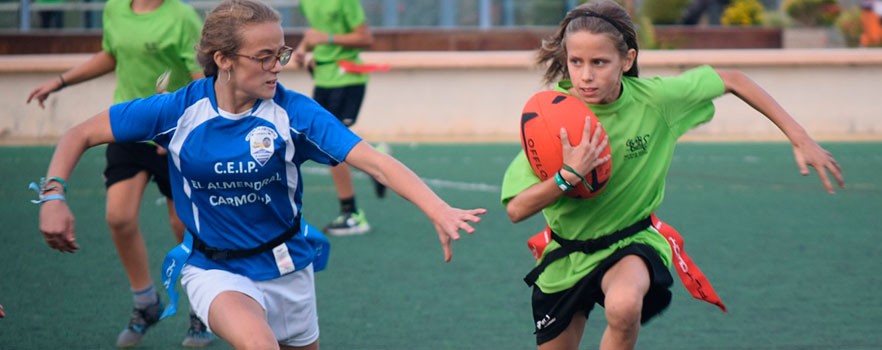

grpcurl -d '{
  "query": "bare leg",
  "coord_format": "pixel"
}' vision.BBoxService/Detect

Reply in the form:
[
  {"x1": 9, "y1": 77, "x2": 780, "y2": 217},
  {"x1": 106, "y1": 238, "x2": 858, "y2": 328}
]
[
  {"x1": 281, "y1": 341, "x2": 319, "y2": 350},
  {"x1": 598, "y1": 255, "x2": 650, "y2": 350},
  {"x1": 208, "y1": 291, "x2": 282, "y2": 350},
  {"x1": 105, "y1": 171, "x2": 152, "y2": 290},
  {"x1": 537, "y1": 311, "x2": 587, "y2": 350},
  {"x1": 329, "y1": 163, "x2": 354, "y2": 200}
]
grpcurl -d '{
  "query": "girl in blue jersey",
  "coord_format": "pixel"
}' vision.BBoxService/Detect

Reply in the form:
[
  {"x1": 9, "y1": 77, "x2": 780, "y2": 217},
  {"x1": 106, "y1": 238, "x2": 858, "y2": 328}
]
[
  {"x1": 34, "y1": 0, "x2": 485, "y2": 348},
  {"x1": 502, "y1": 1, "x2": 844, "y2": 349}
]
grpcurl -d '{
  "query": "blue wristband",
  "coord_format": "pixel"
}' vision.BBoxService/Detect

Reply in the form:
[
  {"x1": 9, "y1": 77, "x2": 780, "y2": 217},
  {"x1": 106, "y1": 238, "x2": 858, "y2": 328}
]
[
  {"x1": 33, "y1": 194, "x2": 66, "y2": 204},
  {"x1": 28, "y1": 182, "x2": 67, "y2": 204}
]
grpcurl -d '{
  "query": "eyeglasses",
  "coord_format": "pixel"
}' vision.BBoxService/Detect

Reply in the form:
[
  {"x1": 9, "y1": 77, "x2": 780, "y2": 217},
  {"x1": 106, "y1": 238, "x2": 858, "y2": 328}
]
[{"x1": 233, "y1": 46, "x2": 294, "y2": 71}]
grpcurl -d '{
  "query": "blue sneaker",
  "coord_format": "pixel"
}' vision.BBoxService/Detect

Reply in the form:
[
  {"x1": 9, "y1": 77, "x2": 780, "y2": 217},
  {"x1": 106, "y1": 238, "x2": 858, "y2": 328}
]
[{"x1": 116, "y1": 297, "x2": 163, "y2": 348}]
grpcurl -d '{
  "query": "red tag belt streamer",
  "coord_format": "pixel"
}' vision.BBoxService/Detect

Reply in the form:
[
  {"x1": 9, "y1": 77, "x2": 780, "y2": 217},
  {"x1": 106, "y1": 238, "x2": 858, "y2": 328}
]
[
  {"x1": 338, "y1": 60, "x2": 391, "y2": 74},
  {"x1": 650, "y1": 214, "x2": 727, "y2": 312},
  {"x1": 527, "y1": 226, "x2": 552, "y2": 260},
  {"x1": 526, "y1": 215, "x2": 727, "y2": 312}
]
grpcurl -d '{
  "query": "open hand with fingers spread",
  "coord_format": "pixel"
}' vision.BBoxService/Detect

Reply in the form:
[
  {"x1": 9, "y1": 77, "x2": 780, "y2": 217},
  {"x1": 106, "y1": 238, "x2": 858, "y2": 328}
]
[
  {"x1": 792, "y1": 139, "x2": 845, "y2": 194},
  {"x1": 26, "y1": 75, "x2": 66, "y2": 109},
  {"x1": 431, "y1": 206, "x2": 487, "y2": 262}
]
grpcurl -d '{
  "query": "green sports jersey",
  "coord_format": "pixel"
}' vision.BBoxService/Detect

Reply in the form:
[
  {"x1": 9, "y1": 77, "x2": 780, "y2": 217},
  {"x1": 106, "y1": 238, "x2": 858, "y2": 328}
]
[
  {"x1": 501, "y1": 65, "x2": 726, "y2": 294},
  {"x1": 300, "y1": 0, "x2": 369, "y2": 88},
  {"x1": 102, "y1": 0, "x2": 202, "y2": 103}
]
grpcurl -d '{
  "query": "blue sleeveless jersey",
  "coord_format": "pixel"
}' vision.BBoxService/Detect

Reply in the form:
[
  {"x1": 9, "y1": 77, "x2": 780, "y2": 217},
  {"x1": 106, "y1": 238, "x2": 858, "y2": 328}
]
[{"x1": 109, "y1": 77, "x2": 361, "y2": 280}]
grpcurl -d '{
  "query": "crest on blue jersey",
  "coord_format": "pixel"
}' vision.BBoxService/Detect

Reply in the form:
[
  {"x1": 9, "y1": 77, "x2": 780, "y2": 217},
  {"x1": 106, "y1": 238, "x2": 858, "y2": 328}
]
[{"x1": 246, "y1": 126, "x2": 278, "y2": 166}]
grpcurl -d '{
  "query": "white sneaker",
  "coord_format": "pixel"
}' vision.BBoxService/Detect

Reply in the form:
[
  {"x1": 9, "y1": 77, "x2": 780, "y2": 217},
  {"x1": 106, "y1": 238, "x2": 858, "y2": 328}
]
[{"x1": 323, "y1": 210, "x2": 371, "y2": 236}]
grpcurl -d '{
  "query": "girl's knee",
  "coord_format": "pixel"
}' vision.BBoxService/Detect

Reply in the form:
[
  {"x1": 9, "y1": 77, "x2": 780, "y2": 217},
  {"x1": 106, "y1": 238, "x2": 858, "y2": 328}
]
[
  {"x1": 604, "y1": 292, "x2": 643, "y2": 330},
  {"x1": 234, "y1": 337, "x2": 280, "y2": 350},
  {"x1": 105, "y1": 211, "x2": 138, "y2": 234}
]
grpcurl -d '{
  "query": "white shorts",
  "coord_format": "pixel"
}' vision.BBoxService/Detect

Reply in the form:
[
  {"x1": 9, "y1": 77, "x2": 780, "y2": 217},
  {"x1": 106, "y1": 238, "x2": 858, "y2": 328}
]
[{"x1": 181, "y1": 264, "x2": 319, "y2": 347}]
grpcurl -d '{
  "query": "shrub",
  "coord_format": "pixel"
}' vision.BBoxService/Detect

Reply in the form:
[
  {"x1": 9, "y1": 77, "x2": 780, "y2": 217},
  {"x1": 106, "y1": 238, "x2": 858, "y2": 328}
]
[
  {"x1": 721, "y1": 0, "x2": 766, "y2": 26},
  {"x1": 635, "y1": 15, "x2": 659, "y2": 49},
  {"x1": 762, "y1": 10, "x2": 793, "y2": 27},
  {"x1": 782, "y1": 0, "x2": 842, "y2": 27},
  {"x1": 835, "y1": 6, "x2": 863, "y2": 47},
  {"x1": 641, "y1": 0, "x2": 691, "y2": 25}
]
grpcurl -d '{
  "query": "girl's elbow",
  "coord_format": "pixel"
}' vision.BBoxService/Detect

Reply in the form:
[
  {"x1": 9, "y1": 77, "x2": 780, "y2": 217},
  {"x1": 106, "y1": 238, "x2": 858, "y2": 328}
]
[
  {"x1": 717, "y1": 69, "x2": 748, "y2": 93},
  {"x1": 506, "y1": 206, "x2": 526, "y2": 223}
]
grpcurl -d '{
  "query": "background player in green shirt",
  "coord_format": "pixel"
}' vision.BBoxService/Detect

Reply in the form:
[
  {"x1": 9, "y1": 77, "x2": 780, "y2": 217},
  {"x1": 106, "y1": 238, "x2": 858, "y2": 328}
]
[
  {"x1": 294, "y1": 0, "x2": 385, "y2": 236},
  {"x1": 26, "y1": 0, "x2": 212, "y2": 347},
  {"x1": 501, "y1": 1, "x2": 844, "y2": 349}
]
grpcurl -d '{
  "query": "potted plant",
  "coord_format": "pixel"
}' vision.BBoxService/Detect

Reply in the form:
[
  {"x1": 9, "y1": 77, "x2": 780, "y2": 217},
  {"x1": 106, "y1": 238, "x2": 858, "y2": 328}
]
[
  {"x1": 835, "y1": 6, "x2": 863, "y2": 47},
  {"x1": 781, "y1": 0, "x2": 845, "y2": 47},
  {"x1": 782, "y1": 0, "x2": 841, "y2": 27}
]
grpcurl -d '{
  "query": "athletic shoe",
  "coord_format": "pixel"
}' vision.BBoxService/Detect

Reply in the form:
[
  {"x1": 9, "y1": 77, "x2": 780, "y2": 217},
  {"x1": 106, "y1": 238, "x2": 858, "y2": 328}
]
[
  {"x1": 323, "y1": 210, "x2": 371, "y2": 236},
  {"x1": 115, "y1": 297, "x2": 163, "y2": 348},
  {"x1": 181, "y1": 311, "x2": 214, "y2": 347},
  {"x1": 372, "y1": 142, "x2": 391, "y2": 198}
]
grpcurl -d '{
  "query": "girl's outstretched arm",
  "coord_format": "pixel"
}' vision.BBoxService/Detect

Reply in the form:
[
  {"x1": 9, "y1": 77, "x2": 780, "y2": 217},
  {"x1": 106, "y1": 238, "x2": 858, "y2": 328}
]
[
  {"x1": 716, "y1": 69, "x2": 844, "y2": 194},
  {"x1": 26, "y1": 51, "x2": 116, "y2": 109},
  {"x1": 344, "y1": 142, "x2": 486, "y2": 262}
]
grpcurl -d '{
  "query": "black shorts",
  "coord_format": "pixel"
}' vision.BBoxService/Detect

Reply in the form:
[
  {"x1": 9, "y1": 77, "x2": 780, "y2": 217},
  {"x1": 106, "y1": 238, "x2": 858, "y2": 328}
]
[
  {"x1": 531, "y1": 243, "x2": 674, "y2": 345},
  {"x1": 103, "y1": 142, "x2": 173, "y2": 199},
  {"x1": 312, "y1": 84, "x2": 366, "y2": 127}
]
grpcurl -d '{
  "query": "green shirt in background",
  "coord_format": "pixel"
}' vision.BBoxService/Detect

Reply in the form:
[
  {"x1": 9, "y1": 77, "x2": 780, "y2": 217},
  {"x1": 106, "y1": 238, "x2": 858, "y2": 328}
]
[
  {"x1": 299, "y1": 0, "x2": 369, "y2": 88},
  {"x1": 501, "y1": 65, "x2": 726, "y2": 293},
  {"x1": 102, "y1": 0, "x2": 202, "y2": 103}
]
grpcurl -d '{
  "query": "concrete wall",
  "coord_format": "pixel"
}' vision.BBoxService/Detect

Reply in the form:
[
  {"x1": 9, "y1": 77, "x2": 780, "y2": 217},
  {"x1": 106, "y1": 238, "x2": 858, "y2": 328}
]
[{"x1": 2, "y1": 48, "x2": 881, "y2": 144}]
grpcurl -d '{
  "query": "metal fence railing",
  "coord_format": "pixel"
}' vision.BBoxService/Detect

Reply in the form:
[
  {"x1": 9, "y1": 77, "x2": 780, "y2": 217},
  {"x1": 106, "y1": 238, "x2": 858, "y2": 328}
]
[{"x1": 0, "y1": 0, "x2": 586, "y2": 32}]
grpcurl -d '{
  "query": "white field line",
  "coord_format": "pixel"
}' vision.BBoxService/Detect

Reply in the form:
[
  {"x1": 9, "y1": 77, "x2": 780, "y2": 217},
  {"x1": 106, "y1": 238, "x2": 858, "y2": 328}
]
[{"x1": 300, "y1": 166, "x2": 500, "y2": 193}]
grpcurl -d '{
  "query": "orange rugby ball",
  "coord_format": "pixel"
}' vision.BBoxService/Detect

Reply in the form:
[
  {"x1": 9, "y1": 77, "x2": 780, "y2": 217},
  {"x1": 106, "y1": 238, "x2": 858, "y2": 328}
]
[{"x1": 520, "y1": 90, "x2": 611, "y2": 199}]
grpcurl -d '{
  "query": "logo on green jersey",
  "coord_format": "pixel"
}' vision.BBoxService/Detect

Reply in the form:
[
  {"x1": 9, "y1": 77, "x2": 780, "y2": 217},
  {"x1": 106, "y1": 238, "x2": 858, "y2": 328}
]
[
  {"x1": 624, "y1": 134, "x2": 650, "y2": 160},
  {"x1": 144, "y1": 42, "x2": 160, "y2": 54}
]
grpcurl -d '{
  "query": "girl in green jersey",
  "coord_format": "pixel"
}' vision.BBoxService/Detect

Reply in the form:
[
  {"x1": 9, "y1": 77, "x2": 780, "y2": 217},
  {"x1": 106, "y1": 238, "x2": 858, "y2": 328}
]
[
  {"x1": 502, "y1": 1, "x2": 844, "y2": 349},
  {"x1": 25, "y1": 0, "x2": 211, "y2": 347}
]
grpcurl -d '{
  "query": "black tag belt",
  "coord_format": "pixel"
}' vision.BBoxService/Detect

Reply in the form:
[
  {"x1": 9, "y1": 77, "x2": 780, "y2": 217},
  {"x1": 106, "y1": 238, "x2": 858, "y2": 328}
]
[
  {"x1": 192, "y1": 215, "x2": 301, "y2": 261},
  {"x1": 523, "y1": 216, "x2": 652, "y2": 287}
]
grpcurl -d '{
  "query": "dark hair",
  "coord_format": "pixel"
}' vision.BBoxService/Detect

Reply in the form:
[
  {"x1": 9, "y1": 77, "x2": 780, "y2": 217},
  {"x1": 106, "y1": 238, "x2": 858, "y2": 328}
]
[
  {"x1": 197, "y1": 0, "x2": 281, "y2": 77},
  {"x1": 537, "y1": 0, "x2": 639, "y2": 85}
]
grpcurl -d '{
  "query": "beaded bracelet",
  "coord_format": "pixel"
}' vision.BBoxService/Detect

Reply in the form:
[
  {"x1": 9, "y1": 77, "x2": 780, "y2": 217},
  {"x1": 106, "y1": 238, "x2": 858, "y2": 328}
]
[
  {"x1": 561, "y1": 163, "x2": 594, "y2": 192},
  {"x1": 58, "y1": 74, "x2": 68, "y2": 90},
  {"x1": 41, "y1": 176, "x2": 68, "y2": 193},
  {"x1": 28, "y1": 181, "x2": 66, "y2": 204}
]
